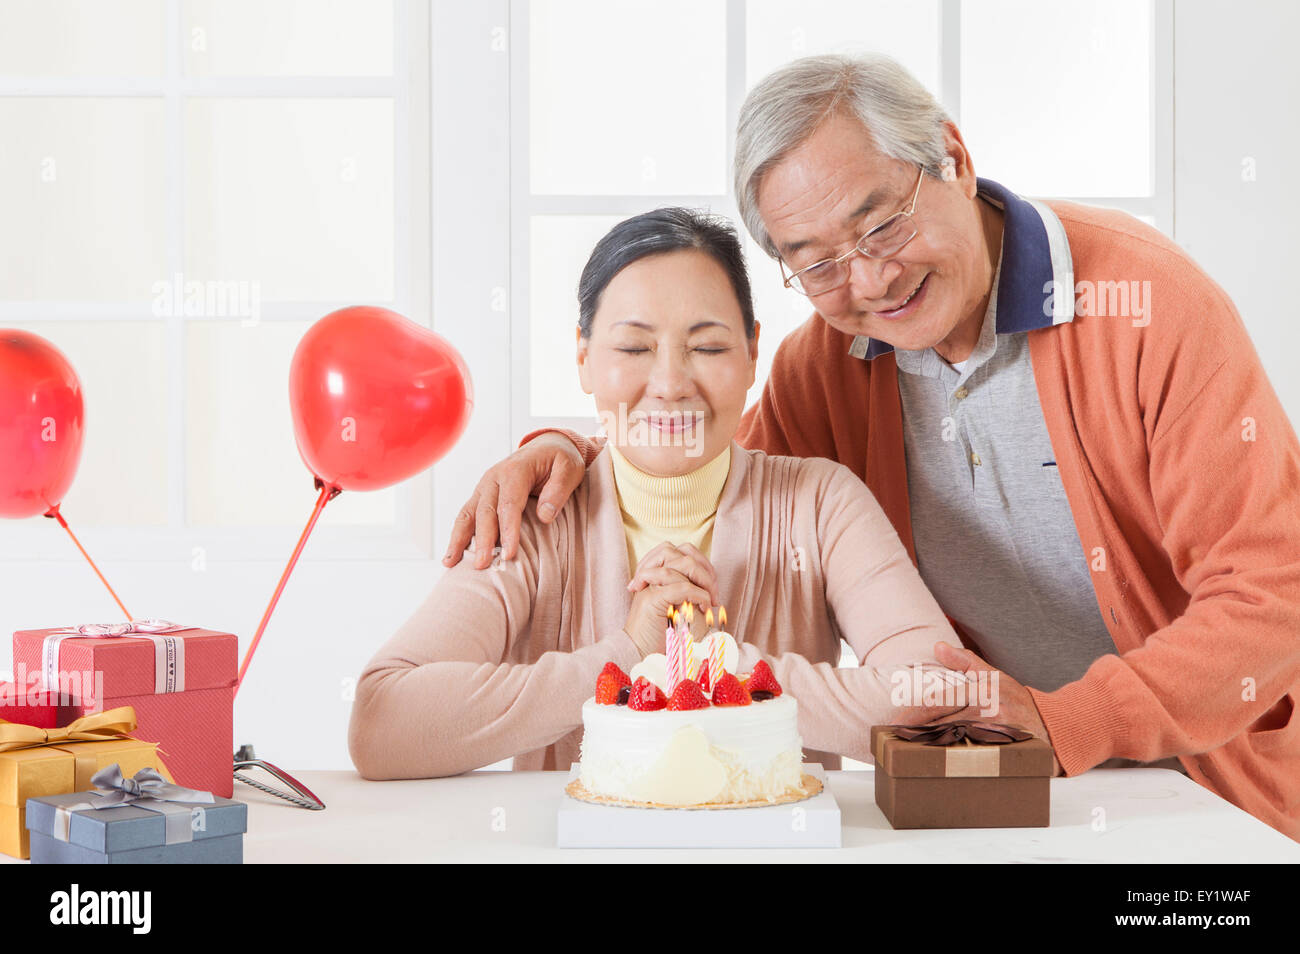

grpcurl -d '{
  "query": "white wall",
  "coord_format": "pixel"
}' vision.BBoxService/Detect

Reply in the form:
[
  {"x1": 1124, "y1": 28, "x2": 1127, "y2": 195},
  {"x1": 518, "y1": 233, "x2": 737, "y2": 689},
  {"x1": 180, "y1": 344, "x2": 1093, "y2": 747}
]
[{"x1": 1173, "y1": 0, "x2": 1300, "y2": 421}]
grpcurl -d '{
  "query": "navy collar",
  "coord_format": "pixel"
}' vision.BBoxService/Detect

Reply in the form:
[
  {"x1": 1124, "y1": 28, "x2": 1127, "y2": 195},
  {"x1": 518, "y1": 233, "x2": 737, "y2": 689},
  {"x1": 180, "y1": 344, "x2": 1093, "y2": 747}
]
[{"x1": 847, "y1": 177, "x2": 1074, "y2": 361}]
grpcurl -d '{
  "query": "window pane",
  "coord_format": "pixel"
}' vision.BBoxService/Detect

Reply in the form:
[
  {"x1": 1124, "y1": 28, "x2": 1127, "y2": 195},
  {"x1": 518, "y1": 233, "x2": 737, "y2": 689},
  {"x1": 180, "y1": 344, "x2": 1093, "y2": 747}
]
[
  {"x1": 530, "y1": 0, "x2": 727, "y2": 195},
  {"x1": 183, "y1": 0, "x2": 394, "y2": 77},
  {"x1": 741, "y1": 234, "x2": 815, "y2": 403},
  {"x1": 961, "y1": 0, "x2": 1151, "y2": 196},
  {"x1": 0, "y1": 98, "x2": 166, "y2": 301},
  {"x1": 184, "y1": 320, "x2": 396, "y2": 526},
  {"x1": 184, "y1": 98, "x2": 394, "y2": 302},
  {"x1": 528, "y1": 215, "x2": 622, "y2": 419},
  {"x1": 746, "y1": 0, "x2": 941, "y2": 98},
  {"x1": 0, "y1": 0, "x2": 164, "y2": 76},
  {"x1": 4, "y1": 321, "x2": 169, "y2": 526}
]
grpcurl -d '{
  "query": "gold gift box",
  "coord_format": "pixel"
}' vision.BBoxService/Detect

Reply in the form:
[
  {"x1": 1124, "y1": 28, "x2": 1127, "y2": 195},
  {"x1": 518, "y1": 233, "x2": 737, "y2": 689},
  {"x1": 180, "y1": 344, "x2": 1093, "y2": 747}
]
[{"x1": 0, "y1": 706, "x2": 173, "y2": 859}]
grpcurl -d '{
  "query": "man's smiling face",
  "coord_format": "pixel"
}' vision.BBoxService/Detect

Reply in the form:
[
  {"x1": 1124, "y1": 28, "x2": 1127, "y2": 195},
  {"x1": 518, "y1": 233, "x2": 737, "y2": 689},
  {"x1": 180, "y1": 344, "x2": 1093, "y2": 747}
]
[{"x1": 756, "y1": 110, "x2": 999, "y2": 360}]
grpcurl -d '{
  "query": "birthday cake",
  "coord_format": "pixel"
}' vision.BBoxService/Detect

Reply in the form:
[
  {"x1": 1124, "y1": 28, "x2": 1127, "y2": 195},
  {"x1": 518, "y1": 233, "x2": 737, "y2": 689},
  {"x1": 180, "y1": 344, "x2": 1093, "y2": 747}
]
[{"x1": 567, "y1": 617, "x2": 820, "y2": 809}]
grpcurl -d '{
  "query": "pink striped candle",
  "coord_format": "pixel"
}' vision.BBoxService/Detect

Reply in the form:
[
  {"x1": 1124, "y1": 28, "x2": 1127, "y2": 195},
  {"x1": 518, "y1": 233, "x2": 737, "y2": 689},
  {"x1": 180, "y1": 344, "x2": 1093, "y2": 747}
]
[
  {"x1": 681, "y1": 605, "x2": 691, "y2": 686},
  {"x1": 710, "y1": 606, "x2": 728, "y2": 685},
  {"x1": 667, "y1": 607, "x2": 683, "y2": 693},
  {"x1": 664, "y1": 611, "x2": 677, "y2": 691}
]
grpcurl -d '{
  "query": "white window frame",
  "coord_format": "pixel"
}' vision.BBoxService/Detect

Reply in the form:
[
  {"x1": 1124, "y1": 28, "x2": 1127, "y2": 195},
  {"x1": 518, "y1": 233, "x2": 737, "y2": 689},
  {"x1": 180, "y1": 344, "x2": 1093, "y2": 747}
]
[
  {"x1": 0, "y1": 0, "x2": 434, "y2": 565},
  {"x1": 507, "y1": 0, "x2": 1175, "y2": 442}
]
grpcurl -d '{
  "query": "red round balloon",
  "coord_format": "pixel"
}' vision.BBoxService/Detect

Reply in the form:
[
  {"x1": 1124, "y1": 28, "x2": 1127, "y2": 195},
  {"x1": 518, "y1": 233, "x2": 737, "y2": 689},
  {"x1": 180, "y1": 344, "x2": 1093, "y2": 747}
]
[
  {"x1": 289, "y1": 307, "x2": 473, "y2": 492},
  {"x1": 0, "y1": 330, "x2": 86, "y2": 519}
]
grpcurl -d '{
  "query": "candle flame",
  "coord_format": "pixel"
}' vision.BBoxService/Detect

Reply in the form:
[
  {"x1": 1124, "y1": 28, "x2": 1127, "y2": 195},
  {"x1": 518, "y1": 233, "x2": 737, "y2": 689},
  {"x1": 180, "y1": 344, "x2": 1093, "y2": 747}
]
[
  {"x1": 705, "y1": 607, "x2": 714, "y2": 629},
  {"x1": 719, "y1": 606, "x2": 727, "y2": 629},
  {"x1": 684, "y1": 602, "x2": 694, "y2": 624}
]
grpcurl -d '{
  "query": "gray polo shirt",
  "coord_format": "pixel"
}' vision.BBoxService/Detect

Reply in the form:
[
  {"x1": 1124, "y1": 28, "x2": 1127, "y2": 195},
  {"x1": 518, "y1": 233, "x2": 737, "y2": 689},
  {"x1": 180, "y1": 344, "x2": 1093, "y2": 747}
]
[{"x1": 894, "y1": 249, "x2": 1116, "y2": 693}]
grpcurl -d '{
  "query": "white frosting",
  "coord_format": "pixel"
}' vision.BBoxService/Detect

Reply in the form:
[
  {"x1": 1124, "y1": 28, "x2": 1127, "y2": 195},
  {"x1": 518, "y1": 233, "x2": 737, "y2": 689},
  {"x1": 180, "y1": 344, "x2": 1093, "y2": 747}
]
[
  {"x1": 629, "y1": 654, "x2": 668, "y2": 692},
  {"x1": 691, "y1": 632, "x2": 739, "y2": 680},
  {"x1": 577, "y1": 695, "x2": 804, "y2": 805}
]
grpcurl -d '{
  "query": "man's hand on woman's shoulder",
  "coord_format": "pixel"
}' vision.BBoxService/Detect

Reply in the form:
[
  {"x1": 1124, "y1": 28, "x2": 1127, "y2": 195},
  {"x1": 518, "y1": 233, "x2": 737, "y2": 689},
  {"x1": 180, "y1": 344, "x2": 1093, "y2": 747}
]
[{"x1": 442, "y1": 432, "x2": 588, "y2": 569}]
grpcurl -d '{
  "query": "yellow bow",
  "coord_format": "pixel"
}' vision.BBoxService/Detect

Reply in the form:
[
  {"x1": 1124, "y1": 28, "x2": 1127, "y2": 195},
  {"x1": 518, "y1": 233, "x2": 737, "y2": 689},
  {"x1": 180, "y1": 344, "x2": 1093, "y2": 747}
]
[{"x1": 0, "y1": 706, "x2": 138, "y2": 753}]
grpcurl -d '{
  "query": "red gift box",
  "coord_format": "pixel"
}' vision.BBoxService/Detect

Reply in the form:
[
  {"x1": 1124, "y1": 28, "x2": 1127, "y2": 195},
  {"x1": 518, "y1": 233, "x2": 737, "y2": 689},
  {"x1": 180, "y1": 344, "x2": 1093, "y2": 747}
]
[
  {"x1": 0, "y1": 680, "x2": 79, "y2": 728},
  {"x1": 12, "y1": 625, "x2": 237, "y2": 797}
]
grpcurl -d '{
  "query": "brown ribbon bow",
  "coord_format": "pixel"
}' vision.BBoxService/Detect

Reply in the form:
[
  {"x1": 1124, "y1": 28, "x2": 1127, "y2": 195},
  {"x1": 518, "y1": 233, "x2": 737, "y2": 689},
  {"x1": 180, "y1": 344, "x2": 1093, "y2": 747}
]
[
  {"x1": 889, "y1": 719, "x2": 1033, "y2": 746},
  {"x1": 0, "y1": 706, "x2": 138, "y2": 753}
]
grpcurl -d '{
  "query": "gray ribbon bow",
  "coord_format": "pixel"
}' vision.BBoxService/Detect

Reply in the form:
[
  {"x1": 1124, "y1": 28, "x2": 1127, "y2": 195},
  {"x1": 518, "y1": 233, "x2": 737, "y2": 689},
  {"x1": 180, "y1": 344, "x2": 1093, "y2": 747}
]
[
  {"x1": 52, "y1": 763, "x2": 216, "y2": 846},
  {"x1": 88, "y1": 763, "x2": 215, "y2": 808}
]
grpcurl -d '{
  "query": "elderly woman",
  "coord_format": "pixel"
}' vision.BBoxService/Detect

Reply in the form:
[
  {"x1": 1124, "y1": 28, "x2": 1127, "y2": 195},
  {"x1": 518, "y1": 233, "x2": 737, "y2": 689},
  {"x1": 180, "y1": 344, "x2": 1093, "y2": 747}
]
[{"x1": 348, "y1": 208, "x2": 964, "y2": 780}]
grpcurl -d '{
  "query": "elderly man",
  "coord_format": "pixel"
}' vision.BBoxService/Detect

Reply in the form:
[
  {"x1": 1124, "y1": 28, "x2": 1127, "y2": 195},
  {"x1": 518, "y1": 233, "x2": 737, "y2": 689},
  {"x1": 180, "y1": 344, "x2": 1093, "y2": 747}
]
[{"x1": 445, "y1": 54, "x2": 1300, "y2": 840}]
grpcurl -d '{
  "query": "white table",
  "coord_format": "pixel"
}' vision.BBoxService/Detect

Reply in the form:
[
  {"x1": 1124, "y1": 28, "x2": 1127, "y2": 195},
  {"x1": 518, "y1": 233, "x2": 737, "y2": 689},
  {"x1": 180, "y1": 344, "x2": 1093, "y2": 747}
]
[
  {"x1": 221, "y1": 766, "x2": 1298, "y2": 863},
  {"x1": 5, "y1": 766, "x2": 1295, "y2": 863}
]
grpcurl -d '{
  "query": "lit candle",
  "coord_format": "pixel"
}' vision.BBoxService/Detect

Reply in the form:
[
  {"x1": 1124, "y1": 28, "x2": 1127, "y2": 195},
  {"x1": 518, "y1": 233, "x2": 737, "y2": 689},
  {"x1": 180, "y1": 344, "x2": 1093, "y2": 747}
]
[
  {"x1": 684, "y1": 640, "x2": 700, "y2": 683},
  {"x1": 664, "y1": 608, "x2": 677, "y2": 692},
  {"x1": 683, "y1": 603, "x2": 697, "y2": 682},
  {"x1": 670, "y1": 608, "x2": 681, "y2": 691},
  {"x1": 709, "y1": 605, "x2": 728, "y2": 686},
  {"x1": 667, "y1": 607, "x2": 682, "y2": 693}
]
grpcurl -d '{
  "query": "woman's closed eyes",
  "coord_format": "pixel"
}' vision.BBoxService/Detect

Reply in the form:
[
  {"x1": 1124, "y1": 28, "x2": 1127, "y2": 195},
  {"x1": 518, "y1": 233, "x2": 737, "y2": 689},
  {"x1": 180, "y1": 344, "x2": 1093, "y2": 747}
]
[{"x1": 612, "y1": 345, "x2": 732, "y2": 355}]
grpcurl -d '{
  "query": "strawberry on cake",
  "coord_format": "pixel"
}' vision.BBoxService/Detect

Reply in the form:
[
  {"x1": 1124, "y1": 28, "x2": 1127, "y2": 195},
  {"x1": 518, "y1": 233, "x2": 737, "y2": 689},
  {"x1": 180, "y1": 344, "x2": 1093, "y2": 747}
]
[{"x1": 567, "y1": 641, "x2": 821, "y2": 809}]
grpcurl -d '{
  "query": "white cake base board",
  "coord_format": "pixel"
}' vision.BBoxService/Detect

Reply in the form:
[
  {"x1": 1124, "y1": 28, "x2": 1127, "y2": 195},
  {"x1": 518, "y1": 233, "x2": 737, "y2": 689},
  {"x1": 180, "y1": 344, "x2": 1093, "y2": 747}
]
[{"x1": 557, "y1": 763, "x2": 840, "y2": 848}]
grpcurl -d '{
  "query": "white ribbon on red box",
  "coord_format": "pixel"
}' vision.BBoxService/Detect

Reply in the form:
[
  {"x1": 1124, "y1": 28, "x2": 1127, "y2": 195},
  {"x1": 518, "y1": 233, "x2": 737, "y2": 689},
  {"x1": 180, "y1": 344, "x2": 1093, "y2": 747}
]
[{"x1": 42, "y1": 619, "x2": 193, "y2": 697}]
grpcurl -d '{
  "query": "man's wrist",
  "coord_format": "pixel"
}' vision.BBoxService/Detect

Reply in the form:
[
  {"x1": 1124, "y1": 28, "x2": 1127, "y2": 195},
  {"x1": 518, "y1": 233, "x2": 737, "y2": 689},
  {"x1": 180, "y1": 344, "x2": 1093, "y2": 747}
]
[{"x1": 518, "y1": 427, "x2": 582, "y2": 456}]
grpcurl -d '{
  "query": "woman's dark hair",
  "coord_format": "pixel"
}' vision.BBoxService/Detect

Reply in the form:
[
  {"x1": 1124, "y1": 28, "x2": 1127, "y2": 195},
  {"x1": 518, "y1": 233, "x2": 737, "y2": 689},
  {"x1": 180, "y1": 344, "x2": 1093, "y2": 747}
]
[{"x1": 577, "y1": 207, "x2": 756, "y2": 339}]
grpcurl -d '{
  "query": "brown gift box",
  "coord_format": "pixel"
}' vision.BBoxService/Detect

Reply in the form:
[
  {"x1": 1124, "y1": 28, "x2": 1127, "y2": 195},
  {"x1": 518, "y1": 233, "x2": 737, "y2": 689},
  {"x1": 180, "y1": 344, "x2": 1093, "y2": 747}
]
[
  {"x1": 871, "y1": 724, "x2": 1052, "y2": 829},
  {"x1": 0, "y1": 706, "x2": 173, "y2": 859}
]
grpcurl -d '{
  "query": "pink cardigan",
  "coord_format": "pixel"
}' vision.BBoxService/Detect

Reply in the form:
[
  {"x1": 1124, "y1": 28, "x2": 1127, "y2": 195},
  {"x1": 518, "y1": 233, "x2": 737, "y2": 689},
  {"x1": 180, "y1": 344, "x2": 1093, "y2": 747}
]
[{"x1": 348, "y1": 442, "x2": 960, "y2": 778}]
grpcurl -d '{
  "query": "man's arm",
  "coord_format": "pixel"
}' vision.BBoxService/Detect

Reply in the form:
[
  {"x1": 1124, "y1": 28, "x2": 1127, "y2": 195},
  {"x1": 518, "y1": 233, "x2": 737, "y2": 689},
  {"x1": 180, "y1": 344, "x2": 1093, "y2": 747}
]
[{"x1": 1028, "y1": 285, "x2": 1300, "y2": 774}]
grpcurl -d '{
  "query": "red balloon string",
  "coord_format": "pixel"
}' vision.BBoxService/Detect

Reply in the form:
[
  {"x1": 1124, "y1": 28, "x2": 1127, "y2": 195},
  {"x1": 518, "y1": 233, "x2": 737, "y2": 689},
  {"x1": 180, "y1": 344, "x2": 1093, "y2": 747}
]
[
  {"x1": 235, "y1": 480, "x2": 339, "y2": 696},
  {"x1": 44, "y1": 504, "x2": 133, "y2": 620}
]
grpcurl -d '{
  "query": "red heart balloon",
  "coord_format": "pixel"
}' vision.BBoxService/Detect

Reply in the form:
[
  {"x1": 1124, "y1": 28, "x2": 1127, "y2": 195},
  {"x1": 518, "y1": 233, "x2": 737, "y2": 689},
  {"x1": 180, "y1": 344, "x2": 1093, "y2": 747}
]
[
  {"x1": 0, "y1": 330, "x2": 86, "y2": 519},
  {"x1": 289, "y1": 307, "x2": 473, "y2": 492}
]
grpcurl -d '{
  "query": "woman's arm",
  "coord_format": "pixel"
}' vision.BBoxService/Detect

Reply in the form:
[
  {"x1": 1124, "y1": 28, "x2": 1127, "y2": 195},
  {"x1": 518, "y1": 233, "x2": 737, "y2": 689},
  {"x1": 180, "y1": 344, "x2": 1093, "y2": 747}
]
[
  {"x1": 733, "y1": 463, "x2": 964, "y2": 762},
  {"x1": 349, "y1": 521, "x2": 643, "y2": 779}
]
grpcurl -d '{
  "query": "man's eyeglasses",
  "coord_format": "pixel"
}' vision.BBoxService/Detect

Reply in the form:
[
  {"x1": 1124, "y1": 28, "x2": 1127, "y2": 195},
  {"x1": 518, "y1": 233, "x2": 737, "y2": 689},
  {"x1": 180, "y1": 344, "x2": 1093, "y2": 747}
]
[{"x1": 779, "y1": 166, "x2": 926, "y2": 297}]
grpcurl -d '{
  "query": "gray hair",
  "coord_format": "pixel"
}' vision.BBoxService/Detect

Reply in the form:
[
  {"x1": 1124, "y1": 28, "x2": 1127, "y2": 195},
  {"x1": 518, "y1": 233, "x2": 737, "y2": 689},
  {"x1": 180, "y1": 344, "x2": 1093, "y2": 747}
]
[{"x1": 734, "y1": 53, "x2": 953, "y2": 259}]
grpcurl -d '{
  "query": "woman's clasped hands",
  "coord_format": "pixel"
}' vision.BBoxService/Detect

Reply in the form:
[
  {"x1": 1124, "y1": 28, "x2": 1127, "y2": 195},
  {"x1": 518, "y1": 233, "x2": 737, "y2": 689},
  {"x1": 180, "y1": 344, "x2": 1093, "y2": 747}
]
[{"x1": 622, "y1": 542, "x2": 722, "y2": 657}]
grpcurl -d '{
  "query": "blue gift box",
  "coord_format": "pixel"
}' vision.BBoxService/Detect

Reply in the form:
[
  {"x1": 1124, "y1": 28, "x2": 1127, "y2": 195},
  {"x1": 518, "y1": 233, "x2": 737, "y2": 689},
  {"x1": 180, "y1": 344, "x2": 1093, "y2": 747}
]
[{"x1": 26, "y1": 790, "x2": 247, "y2": 864}]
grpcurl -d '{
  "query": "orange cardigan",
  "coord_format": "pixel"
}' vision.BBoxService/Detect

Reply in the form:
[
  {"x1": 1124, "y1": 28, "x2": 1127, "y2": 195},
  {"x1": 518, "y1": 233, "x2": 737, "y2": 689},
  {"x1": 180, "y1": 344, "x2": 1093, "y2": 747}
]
[
  {"x1": 550, "y1": 201, "x2": 1300, "y2": 841},
  {"x1": 742, "y1": 202, "x2": 1300, "y2": 841}
]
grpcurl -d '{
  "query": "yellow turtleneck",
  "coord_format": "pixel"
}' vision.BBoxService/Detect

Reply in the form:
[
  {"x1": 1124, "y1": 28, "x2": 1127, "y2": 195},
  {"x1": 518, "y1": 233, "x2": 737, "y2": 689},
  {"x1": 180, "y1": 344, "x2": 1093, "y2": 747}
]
[{"x1": 608, "y1": 442, "x2": 732, "y2": 573}]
